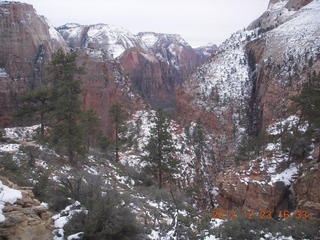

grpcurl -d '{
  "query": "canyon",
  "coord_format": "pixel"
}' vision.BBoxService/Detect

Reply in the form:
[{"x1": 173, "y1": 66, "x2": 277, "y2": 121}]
[{"x1": 0, "y1": 0, "x2": 319, "y2": 239}]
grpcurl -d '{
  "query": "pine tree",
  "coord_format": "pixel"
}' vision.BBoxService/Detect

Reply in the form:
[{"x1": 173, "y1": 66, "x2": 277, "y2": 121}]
[
  {"x1": 191, "y1": 119, "x2": 215, "y2": 208},
  {"x1": 109, "y1": 103, "x2": 127, "y2": 161},
  {"x1": 81, "y1": 109, "x2": 99, "y2": 150},
  {"x1": 144, "y1": 109, "x2": 177, "y2": 189},
  {"x1": 292, "y1": 72, "x2": 320, "y2": 162},
  {"x1": 48, "y1": 49, "x2": 86, "y2": 164},
  {"x1": 16, "y1": 88, "x2": 53, "y2": 137}
]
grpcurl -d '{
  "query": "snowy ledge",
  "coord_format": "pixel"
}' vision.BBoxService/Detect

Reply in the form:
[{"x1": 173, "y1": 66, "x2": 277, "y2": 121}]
[{"x1": 0, "y1": 180, "x2": 22, "y2": 222}]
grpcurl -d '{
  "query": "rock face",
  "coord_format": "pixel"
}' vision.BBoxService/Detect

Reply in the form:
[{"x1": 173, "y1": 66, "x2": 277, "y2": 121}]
[
  {"x1": 285, "y1": 0, "x2": 313, "y2": 9},
  {"x1": 0, "y1": 4, "x2": 142, "y2": 130},
  {"x1": 0, "y1": 2, "x2": 67, "y2": 127},
  {"x1": 177, "y1": 0, "x2": 320, "y2": 162},
  {"x1": 176, "y1": 0, "x2": 320, "y2": 211},
  {"x1": 0, "y1": 3, "x2": 216, "y2": 127},
  {"x1": 57, "y1": 23, "x2": 142, "y2": 60},
  {"x1": 58, "y1": 25, "x2": 214, "y2": 111},
  {"x1": 215, "y1": 153, "x2": 297, "y2": 213},
  {"x1": 76, "y1": 51, "x2": 143, "y2": 132},
  {"x1": 0, "y1": 177, "x2": 53, "y2": 240},
  {"x1": 293, "y1": 167, "x2": 320, "y2": 217}
]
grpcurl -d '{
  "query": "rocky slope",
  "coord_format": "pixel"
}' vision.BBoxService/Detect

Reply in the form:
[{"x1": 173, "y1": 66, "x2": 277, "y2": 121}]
[
  {"x1": 0, "y1": 0, "x2": 320, "y2": 239},
  {"x1": 177, "y1": 0, "x2": 320, "y2": 214},
  {"x1": 0, "y1": 177, "x2": 53, "y2": 240},
  {"x1": 58, "y1": 24, "x2": 216, "y2": 112},
  {"x1": 178, "y1": 0, "x2": 320, "y2": 161}
]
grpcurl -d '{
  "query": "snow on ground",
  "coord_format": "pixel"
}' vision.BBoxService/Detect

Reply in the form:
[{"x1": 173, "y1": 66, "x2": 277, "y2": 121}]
[
  {"x1": 267, "y1": 115, "x2": 308, "y2": 135},
  {"x1": 0, "y1": 125, "x2": 44, "y2": 154},
  {"x1": 67, "y1": 232, "x2": 84, "y2": 240},
  {"x1": 0, "y1": 143, "x2": 20, "y2": 153},
  {"x1": 44, "y1": 18, "x2": 65, "y2": 42},
  {"x1": 265, "y1": 0, "x2": 320, "y2": 63},
  {"x1": 57, "y1": 23, "x2": 84, "y2": 46},
  {"x1": 58, "y1": 23, "x2": 139, "y2": 59},
  {"x1": 268, "y1": 0, "x2": 290, "y2": 10},
  {"x1": 140, "y1": 52, "x2": 158, "y2": 63},
  {"x1": 120, "y1": 110, "x2": 196, "y2": 183},
  {"x1": 0, "y1": 68, "x2": 9, "y2": 78},
  {"x1": 189, "y1": 28, "x2": 260, "y2": 112},
  {"x1": 270, "y1": 164, "x2": 299, "y2": 186},
  {"x1": 86, "y1": 23, "x2": 137, "y2": 58},
  {"x1": 204, "y1": 235, "x2": 220, "y2": 240},
  {"x1": 52, "y1": 201, "x2": 86, "y2": 240},
  {"x1": 4, "y1": 124, "x2": 40, "y2": 142},
  {"x1": 139, "y1": 32, "x2": 158, "y2": 48},
  {"x1": 0, "y1": 180, "x2": 22, "y2": 222},
  {"x1": 234, "y1": 148, "x2": 300, "y2": 187}
]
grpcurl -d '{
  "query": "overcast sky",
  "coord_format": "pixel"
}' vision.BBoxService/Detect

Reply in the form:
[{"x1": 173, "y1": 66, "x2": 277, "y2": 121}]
[{"x1": 10, "y1": 0, "x2": 269, "y2": 47}]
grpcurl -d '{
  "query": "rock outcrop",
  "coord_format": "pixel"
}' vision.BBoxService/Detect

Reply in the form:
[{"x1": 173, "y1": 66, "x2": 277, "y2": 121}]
[
  {"x1": 76, "y1": 51, "x2": 144, "y2": 132},
  {"x1": 0, "y1": 177, "x2": 53, "y2": 240},
  {"x1": 177, "y1": 0, "x2": 320, "y2": 162},
  {"x1": 176, "y1": 0, "x2": 320, "y2": 211},
  {"x1": 215, "y1": 154, "x2": 296, "y2": 214},
  {"x1": 293, "y1": 166, "x2": 320, "y2": 217},
  {"x1": 58, "y1": 25, "x2": 214, "y2": 112},
  {"x1": 0, "y1": 2, "x2": 67, "y2": 127}
]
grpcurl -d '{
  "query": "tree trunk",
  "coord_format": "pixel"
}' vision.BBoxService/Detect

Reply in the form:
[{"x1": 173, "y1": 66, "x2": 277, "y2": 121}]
[
  {"x1": 115, "y1": 123, "x2": 119, "y2": 161},
  {"x1": 68, "y1": 140, "x2": 75, "y2": 165},
  {"x1": 158, "y1": 157, "x2": 162, "y2": 189},
  {"x1": 40, "y1": 111, "x2": 44, "y2": 137}
]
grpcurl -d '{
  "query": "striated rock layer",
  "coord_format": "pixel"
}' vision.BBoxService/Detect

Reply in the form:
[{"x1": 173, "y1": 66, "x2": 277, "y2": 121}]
[{"x1": 0, "y1": 177, "x2": 53, "y2": 240}]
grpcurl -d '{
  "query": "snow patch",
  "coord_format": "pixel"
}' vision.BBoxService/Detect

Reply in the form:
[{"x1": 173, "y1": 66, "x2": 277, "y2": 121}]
[
  {"x1": 0, "y1": 68, "x2": 9, "y2": 78},
  {"x1": 67, "y1": 232, "x2": 84, "y2": 240},
  {"x1": 270, "y1": 164, "x2": 299, "y2": 186},
  {"x1": 4, "y1": 124, "x2": 40, "y2": 141},
  {"x1": 139, "y1": 32, "x2": 158, "y2": 48},
  {"x1": 41, "y1": 17, "x2": 65, "y2": 43},
  {"x1": 267, "y1": 115, "x2": 308, "y2": 135},
  {"x1": 86, "y1": 23, "x2": 136, "y2": 58},
  {"x1": 52, "y1": 201, "x2": 86, "y2": 240},
  {"x1": 140, "y1": 52, "x2": 158, "y2": 63},
  {"x1": 0, "y1": 180, "x2": 22, "y2": 222}
]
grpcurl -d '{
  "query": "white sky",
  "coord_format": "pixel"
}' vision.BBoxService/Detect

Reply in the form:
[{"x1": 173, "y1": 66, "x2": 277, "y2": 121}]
[{"x1": 9, "y1": 0, "x2": 269, "y2": 47}]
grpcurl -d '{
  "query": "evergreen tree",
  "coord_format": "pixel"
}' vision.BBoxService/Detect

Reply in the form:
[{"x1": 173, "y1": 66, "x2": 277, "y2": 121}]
[
  {"x1": 109, "y1": 103, "x2": 127, "y2": 161},
  {"x1": 292, "y1": 72, "x2": 320, "y2": 162},
  {"x1": 192, "y1": 119, "x2": 206, "y2": 161},
  {"x1": 16, "y1": 88, "x2": 53, "y2": 137},
  {"x1": 191, "y1": 119, "x2": 216, "y2": 208},
  {"x1": 144, "y1": 109, "x2": 177, "y2": 189},
  {"x1": 81, "y1": 109, "x2": 99, "y2": 150},
  {"x1": 48, "y1": 49, "x2": 86, "y2": 164}
]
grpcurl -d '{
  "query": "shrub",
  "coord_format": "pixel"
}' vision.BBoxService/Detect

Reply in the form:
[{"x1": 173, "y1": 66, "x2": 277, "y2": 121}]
[
  {"x1": 0, "y1": 152, "x2": 31, "y2": 186},
  {"x1": 63, "y1": 175, "x2": 144, "y2": 240},
  {"x1": 214, "y1": 216, "x2": 320, "y2": 240}
]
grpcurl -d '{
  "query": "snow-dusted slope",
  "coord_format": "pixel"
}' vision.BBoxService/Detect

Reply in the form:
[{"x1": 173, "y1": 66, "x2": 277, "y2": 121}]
[
  {"x1": 264, "y1": 0, "x2": 320, "y2": 63},
  {"x1": 58, "y1": 23, "x2": 212, "y2": 65},
  {"x1": 120, "y1": 110, "x2": 197, "y2": 185},
  {"x1": 57, "y1": 23, "x2": 143, "y2": 59},
  {"x1": 138, "y1": 32, "x2": 201, "y2": 69},
  {"x1": 177, "y1": 0, "x2": 320, "y2": 170},
  {"x1": 187, "y1": 29, "x2": 260, "y2": 111},
  {"x1": 183, "y1": 0, "x2": 320, "y2": 119},
  {"x1": 138, "y1": 32, "x2": 190, "y2": 49}
]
